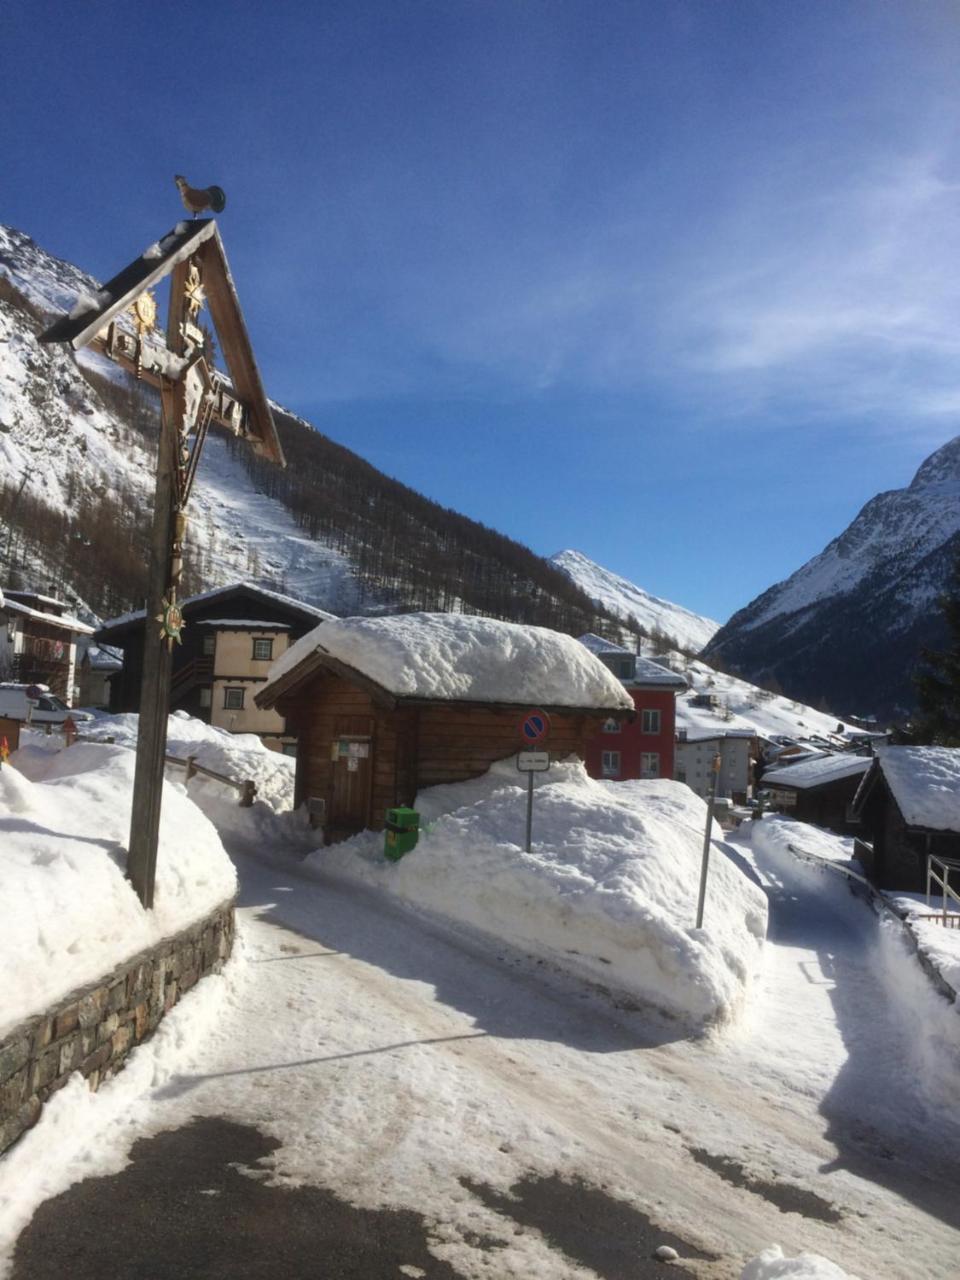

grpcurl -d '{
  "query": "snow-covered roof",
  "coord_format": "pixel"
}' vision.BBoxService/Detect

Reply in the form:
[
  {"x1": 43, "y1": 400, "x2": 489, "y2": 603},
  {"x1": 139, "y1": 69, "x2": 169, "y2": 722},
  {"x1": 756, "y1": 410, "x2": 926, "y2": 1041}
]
[
  {"x1": 0, "y1": 597, "x2": 94, "y2": 635},
  {"x1": 677, "y1": 729, "x2": 755, "y2": 745},
  {"x1": 82, "y1": 643, "x2": 123, "y2": 671},
  {"x1": 578, "y1": 632, "x2": 631, "y2": 656},
  {"x1": 261, "y1": 613, "x2": 635, "y2": 711},
  {"x1": 763, "y1": 753, "x2": 872, "y2": 791},
  {"x1": 874, "y1": 746, "x2": 960, "y2": 831},
  {"x1": 98, "y1": 582, "x2": 334, "y2": 634},
  {"x1": 625, "y1": 656, "x2": 688, "y2": 690},
  {"x1": 195, "y1": 618, "x2": 292, "y2": 630}
]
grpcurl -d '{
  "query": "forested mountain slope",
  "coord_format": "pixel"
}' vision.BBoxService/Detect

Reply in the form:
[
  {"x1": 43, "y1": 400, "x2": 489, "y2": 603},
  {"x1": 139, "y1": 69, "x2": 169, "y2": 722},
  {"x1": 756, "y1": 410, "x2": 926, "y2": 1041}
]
[{"x1": 0, "y1": 223, "x2": 631, "y2": 640}]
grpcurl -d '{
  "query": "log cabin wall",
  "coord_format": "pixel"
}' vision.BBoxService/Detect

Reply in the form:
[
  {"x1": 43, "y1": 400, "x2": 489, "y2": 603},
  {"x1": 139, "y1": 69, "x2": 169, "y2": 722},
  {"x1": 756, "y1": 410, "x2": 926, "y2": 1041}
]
[
  {"x1": 280, "y1": 667, "x2": 607, "y2": 839},
  {"x1": 414, "y1": 706, "x2": 595, "y2": 789}
]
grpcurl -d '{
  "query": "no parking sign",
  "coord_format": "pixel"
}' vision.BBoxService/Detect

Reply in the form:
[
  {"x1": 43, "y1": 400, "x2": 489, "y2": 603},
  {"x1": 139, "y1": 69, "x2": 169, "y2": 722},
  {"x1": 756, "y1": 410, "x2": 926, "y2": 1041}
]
[{"x1": 519, "y1": 709, "x2": 550, "y2": 745}]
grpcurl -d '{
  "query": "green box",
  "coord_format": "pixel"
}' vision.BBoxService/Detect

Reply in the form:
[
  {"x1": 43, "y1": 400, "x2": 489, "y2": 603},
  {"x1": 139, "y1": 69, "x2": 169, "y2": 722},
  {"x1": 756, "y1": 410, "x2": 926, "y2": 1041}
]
[{"x1": 384, "y1": 807, "x2": 420, "y2": 861}]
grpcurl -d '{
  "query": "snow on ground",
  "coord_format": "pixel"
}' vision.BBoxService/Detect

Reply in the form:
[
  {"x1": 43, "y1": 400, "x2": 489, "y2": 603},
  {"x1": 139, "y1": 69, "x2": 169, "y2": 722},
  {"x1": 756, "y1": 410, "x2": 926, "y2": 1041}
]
[
  {"x1": 552, "y1": 549, "x2": 721, "y2": 654},
  {"x1": 309, "y1": 759, "x2": 767, "y2": 1028},
  {"x1": 741, "y1": 1246, "x2": 860, "y2": 1279},
  {"x1": 0, "y1": 741, "x2": 236, "y2": 1038},
  {"x1": 265, "y1": 612, "x2": 635, "y2": 709},
  {"x1": 747, "y1": 816, "x2": 960, "y2": 1109},
  {"x1": 83, "y1": 710, "x2": 295, "y2": 812},
  {"x1": 884, "y1": 891, "x2": 960, "y2": 997},
  {"x1": 2, "y1": 817, "x2": 957, "y2": 1279}
]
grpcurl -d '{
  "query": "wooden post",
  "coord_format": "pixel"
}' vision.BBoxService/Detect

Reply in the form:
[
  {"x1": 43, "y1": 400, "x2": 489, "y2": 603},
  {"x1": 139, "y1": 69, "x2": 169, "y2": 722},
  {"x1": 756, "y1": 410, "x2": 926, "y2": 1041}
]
[{"x1": 126, "y1": 378, "x2": 178, "y2": 909}]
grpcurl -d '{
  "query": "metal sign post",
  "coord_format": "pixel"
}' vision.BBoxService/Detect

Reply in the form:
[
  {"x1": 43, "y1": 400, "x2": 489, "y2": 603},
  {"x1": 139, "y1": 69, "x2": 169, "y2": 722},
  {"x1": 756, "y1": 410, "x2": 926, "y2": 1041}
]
[
  {"x1": 695, "y1": 752, "x2": 722, "y2": 929},
  {"x1": 519, "y1": 721, "x2": 547, "y2": 849}
]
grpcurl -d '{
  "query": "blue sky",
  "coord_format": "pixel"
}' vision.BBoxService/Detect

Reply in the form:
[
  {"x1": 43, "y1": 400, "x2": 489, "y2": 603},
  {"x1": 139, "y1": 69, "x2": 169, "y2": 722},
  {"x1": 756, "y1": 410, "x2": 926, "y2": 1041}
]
[{"x1": 4, "y1": 0, "x2": 960, "y2": 622}]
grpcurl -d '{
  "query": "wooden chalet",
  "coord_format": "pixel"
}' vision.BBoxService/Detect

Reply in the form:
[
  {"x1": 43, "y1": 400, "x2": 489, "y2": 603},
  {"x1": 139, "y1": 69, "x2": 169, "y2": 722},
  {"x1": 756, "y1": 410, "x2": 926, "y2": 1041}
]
[
  {"x1": 97, "y1": 583, "x2": 332, "y2": 751},
  {"x1": 851, "y1": 746, "x2": 960, "y2": 890},
  {"x1": 760, "y1": 752, "x2": 872, "y2": 835},
  {"x1": 0, "y1": 589, "x2": 94, "y2": 704},
  {"x1": 256, "y1": 613, "x2": 635, "y2": 842}
]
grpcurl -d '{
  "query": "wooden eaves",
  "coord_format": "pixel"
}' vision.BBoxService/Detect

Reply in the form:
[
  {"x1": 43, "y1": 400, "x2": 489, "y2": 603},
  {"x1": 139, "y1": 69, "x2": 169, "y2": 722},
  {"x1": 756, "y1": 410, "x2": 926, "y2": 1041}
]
[
  {"x1": 40, "y1": 220, "x2": 284, "y2": 467},
  {"x1": 255, "y1": 647, "x2": 637, "y2": 720}
]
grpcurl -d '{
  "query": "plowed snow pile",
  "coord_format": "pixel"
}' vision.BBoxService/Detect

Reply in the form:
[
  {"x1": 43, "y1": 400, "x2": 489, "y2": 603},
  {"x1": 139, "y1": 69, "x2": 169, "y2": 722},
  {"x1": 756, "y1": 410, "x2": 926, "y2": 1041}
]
[
  {"x1": 0, "y1": 743, "x2": 236, "y2": 1037},
  {"x1": 315, "y1": 760, "x2": 768, "y2": 1028}
]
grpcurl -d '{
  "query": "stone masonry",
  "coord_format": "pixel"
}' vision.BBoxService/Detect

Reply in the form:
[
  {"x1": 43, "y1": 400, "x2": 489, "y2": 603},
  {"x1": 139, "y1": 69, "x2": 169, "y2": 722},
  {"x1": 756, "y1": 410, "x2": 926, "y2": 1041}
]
[{"x1": 0, "y1": 901, "x2": 234, "y2": 1156}]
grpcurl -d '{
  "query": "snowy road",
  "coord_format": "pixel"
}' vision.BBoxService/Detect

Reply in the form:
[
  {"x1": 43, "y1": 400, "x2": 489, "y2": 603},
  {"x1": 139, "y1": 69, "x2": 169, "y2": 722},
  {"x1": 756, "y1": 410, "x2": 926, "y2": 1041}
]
[{"x1": 7, "y1": 828, "x2": 960, "y2": 1278}]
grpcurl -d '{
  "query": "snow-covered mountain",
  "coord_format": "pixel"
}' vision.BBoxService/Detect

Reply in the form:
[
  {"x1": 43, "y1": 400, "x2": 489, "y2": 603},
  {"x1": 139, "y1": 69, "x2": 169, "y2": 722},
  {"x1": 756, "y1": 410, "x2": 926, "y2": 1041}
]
[
  {"x1": 552, "y1": 549, "x2": 720, "y2": 654},
  {"x1": 704, "y1": 437, "x2": 960, "y2": 718},
  {"x1": 0, "y1": 224, "x2": 615, "y2": 635}
]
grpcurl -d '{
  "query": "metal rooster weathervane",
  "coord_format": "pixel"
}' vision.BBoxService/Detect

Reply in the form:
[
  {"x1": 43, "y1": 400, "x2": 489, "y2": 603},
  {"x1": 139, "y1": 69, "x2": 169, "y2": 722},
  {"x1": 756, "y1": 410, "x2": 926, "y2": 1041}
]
[{"x1": 40, "y1": 181, "x2": 285, "y2": 909}]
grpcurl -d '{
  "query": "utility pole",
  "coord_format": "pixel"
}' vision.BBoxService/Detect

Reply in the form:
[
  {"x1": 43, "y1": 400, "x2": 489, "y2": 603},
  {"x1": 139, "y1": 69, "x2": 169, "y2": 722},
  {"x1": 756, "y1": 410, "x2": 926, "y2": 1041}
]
[{"x1": 695, "y1": 750, "x2": 722, "y2": 929}]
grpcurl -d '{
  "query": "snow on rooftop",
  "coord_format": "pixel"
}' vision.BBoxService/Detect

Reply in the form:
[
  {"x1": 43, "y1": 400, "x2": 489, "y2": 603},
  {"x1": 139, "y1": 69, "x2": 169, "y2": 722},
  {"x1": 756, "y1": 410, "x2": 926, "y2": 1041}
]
[
  {"x1": 195, "y1": 618, "x2": 292, "y2": 629},
  {"x1": 0, "y1": 597, "x2": 94, "y2": 635},
  {"x1": 876, "y1": 745, "x2": 960, "y2": 830},
  {"x1": 265, "y1": 613, "x2": 635, "y2": 710},
  {"x1": 578, "y1": 631, "x2": 630, "y2": 655},
  {"x1": 626, "y1": 655, "x2": 688, "y2": 689},
  {"x1": 99, "y1": 582, "x2": 334, "y2": 632},
  {"x1": 762, "y1": 753, "x2": 872, "y2": 790}
]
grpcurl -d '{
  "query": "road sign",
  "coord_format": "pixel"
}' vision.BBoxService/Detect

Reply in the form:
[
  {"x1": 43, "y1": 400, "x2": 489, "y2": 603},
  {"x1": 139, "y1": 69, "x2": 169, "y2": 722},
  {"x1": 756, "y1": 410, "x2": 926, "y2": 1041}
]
[
  {"x1": 520, "y1": 709, "x2": 550, "y2": 744},
  {"x1": 518, "y1": 751, "x2": 550, "y2": 772},
  {"x1": 25, "y1": 686, "x2": 44, "y2": 701}
]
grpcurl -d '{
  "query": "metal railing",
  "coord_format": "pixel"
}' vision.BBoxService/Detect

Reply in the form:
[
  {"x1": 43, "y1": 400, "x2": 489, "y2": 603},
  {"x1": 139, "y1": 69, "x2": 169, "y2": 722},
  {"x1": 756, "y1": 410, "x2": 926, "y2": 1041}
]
[{"x1": 925, "y1": 854, "x2": 960, "y2": 928}]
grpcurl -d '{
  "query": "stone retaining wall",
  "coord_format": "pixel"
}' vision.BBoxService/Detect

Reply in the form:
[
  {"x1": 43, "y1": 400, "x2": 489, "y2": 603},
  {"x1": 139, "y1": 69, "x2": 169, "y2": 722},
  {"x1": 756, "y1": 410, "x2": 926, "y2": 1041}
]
[{"x1": 0, "y1": 900, "x2": 234, "y2": 1155}]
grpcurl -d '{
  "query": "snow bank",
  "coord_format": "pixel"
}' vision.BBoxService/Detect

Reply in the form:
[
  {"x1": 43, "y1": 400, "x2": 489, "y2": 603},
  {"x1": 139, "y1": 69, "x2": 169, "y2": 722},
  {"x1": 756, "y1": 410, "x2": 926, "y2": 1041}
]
[
  {"x1": 312, "y1": 760, "x2": 768, "y2": 1027},
  {"x1": 264, "y1": 612, "x2": 634, "y2": 710},
  {"x1": 741, "y1": 1245, "x2": 860, "y2": 1279},
  {"x1": 84, "y1": 710, "x2": 295, "y2": 812},
  {"x1": 0, "y1": 743, "x2": 236, "y2": 1037},
  {"x1": 751, "y1": 815, "x2": 860, "y2": 871}
]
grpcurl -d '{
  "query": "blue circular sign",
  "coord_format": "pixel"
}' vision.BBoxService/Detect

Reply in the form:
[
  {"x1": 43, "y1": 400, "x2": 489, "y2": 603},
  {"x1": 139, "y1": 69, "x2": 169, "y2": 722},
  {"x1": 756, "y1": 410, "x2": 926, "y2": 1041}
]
[{"x1": 520, "y1": 709, "x2": 550, "y2": 743}]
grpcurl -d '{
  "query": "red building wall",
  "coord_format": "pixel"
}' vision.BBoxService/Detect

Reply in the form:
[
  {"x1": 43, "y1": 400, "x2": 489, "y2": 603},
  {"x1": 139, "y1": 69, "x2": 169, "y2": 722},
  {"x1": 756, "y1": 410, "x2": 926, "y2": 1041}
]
[{"x1": 584, "y1": 687, "x2": 677, "y2": 782}]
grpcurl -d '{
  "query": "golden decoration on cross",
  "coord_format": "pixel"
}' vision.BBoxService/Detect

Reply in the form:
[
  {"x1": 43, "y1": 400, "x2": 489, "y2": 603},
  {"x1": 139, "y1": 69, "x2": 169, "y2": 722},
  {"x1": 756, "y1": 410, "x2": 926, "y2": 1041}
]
[
  {"x1": 184, "y1": 261, "x2": 206, "y2": 320},
  {"x1": 130, "y1": 289, "x2": 158, "y2": 336}
]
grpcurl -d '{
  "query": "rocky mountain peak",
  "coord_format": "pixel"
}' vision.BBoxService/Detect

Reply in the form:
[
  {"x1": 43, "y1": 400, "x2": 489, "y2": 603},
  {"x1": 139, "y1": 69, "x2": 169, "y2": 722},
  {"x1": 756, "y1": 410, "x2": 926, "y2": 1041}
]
[{"x1": 909, "y1": 433, "x2": 960, "y2": 491}]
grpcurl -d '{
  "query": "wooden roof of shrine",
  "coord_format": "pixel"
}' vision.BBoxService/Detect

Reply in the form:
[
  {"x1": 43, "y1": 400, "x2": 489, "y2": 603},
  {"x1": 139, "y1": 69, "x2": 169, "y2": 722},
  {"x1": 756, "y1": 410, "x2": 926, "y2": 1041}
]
[{"x1": 40, "y1": 220, "x2": 284, "y2": 466}]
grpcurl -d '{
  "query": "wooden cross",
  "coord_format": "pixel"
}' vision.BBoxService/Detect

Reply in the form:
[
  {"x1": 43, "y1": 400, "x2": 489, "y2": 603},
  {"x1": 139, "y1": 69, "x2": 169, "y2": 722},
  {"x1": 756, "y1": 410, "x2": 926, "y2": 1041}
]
[{"x1": 42, "y1": 220, "x2": 285, "y2": 907}]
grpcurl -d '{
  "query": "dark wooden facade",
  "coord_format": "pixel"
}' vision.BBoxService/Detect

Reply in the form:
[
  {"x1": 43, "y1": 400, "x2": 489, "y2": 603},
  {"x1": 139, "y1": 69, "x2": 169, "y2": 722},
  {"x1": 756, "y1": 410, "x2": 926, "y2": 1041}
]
[
  {"x1": 765, "y1": 773, "x2": 867, "y2": 836},
  {"x1": 852, "y1": 765, "x2": 960, "y2": 891},
  {"x1": 97, "y1": 585, "x2": 326, "y2": 719},
  {"x1": 273, "y1": 668, "x2": 620, "y2": 843}
]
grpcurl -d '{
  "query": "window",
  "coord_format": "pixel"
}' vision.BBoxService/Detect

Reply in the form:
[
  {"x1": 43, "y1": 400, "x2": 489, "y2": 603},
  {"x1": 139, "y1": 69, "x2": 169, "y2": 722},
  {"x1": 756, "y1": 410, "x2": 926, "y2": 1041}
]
[
  {"x1": 201, "y1": 633, "x2": 216, "y2": 657},
  {"x1": 199, "y1": 686, "x2": 212, "y2": 709},
  {"x1": 641, "y1": 752, "x2": 660, "y2": 778},
  {"x1": 252, "y1": 637, "x2": 274, "y2": 661},
  {"x1": 601, "y1": 750, "x2": 621, "y2": 778},
  {"x1": 641, "y1": 708, "x2": 661, "y2": 734},
  {"x1": 223, "y1": 687, "x2": 245, "y2": 710},
  {"x1": 615, "y1": 656, "x2": 635, "y2": 679},
  {"x1": 601, "y1": 717, "x2": 621, "y2": 734}
]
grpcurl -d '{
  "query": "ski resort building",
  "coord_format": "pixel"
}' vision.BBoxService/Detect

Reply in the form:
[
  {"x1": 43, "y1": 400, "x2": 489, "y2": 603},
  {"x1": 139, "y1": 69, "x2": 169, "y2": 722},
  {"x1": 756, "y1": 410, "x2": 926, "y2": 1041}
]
[
  {"x1": 96, "y1": 583, "x2": 333, "y2": 752},
  {"x1": 577, "y1": 635, "x2": 687, "y2": 781},
  {"x1": 0, "y1": 588, "x2": 94, "y2": 705},
  {"x1": 256, "y1": 613, "x2": 634, "y2": 843},
  {"x1": 850, "y1": 746, "x2": 960, "y2": 890}
]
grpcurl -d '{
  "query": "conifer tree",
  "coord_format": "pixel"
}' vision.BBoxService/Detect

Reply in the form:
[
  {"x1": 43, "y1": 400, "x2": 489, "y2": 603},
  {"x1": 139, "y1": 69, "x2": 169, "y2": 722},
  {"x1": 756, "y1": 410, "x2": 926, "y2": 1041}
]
[{"x1": 913, "y1": 544, "x2": 960, "y2": 744}]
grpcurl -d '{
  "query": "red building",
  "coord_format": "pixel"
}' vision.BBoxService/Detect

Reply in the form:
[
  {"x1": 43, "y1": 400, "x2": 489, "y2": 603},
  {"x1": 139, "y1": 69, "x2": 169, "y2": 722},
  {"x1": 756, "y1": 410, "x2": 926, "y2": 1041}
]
[{"x1": 579, "y1": 635, "x2": 687, "y2": 782}]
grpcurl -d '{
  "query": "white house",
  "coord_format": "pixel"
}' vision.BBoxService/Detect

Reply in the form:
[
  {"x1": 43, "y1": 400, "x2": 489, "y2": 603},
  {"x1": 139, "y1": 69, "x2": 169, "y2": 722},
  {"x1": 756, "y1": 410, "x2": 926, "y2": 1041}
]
[{"x1": 674, "y1": 729, "x2": 755, "y2": 803}]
